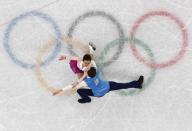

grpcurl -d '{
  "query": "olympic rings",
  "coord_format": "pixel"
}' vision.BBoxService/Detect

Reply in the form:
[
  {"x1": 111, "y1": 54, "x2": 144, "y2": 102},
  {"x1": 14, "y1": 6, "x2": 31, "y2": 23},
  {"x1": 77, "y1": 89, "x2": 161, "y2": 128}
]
[
  {"x1": 67, "y1": 11, "x2": 125, "y2": 67},
  {"x1": 130, "y1": 11, "x2": 188, "y2": 69},
  {"x1": 3, "y1": 10, "x2": 189, "y2": 97},
  {"x1": 98, "y1": 37, "x2": 156, "y2": 96},
  {"x1": 3, "y1": 11, "x2": 62, "y2": 69}
]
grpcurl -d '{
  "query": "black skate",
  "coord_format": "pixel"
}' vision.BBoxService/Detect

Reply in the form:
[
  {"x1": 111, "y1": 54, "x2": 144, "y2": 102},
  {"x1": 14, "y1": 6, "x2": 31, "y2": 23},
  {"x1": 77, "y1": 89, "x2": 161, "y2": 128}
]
[
  {"x1": 137, "y1": 76, "x2": 144, "y2": 89},
  {"x1": 89, "y1": 42, "x2": 96, "y2": 51}
]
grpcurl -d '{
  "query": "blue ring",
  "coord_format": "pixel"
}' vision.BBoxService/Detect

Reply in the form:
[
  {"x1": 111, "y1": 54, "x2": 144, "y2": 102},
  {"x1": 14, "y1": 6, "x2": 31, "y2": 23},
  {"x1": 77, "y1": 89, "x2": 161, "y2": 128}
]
[{"x1": 3, "y1": 11, "x2": 62, "y2": 69}]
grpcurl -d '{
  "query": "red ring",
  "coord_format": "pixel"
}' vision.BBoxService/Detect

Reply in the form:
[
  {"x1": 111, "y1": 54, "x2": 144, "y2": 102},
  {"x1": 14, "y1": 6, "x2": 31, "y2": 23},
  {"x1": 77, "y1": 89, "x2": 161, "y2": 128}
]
[{"x1": 130, "y1": 11, "x2": 189, "y2": 69}]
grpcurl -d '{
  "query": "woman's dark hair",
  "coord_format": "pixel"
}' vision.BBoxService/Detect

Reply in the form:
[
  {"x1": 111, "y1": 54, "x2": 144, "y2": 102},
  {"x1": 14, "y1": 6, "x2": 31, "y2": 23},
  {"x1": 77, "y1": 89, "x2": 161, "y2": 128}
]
[
  {"x1": 83, "y1": 54, "x2": 92, "y2": 61},
  {"x1": 87, "y1": 67, "x2": 96, "y2": 78}
]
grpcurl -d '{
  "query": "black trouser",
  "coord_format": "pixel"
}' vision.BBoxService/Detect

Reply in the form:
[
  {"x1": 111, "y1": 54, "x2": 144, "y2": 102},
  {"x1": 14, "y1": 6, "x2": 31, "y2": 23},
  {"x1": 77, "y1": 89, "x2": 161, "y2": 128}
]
[{"x1": 77, "y1": 80, "x2": 140, "y2": 102}]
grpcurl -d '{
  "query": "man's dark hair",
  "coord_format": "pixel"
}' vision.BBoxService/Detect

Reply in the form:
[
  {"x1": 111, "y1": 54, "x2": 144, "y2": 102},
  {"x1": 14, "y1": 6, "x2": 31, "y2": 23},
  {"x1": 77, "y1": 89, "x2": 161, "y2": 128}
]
[
  {"x1": 83, "y1": 54, "x2": 92, "y2": 61},
  {"x1": 87, "y1": 67, "x2": 96, "y2": 78}
]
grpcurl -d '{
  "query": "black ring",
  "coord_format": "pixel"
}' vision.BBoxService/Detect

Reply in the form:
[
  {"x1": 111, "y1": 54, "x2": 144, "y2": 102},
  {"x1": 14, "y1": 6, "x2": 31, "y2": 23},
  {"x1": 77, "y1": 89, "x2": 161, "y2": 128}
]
[{"x1": 67, "y1": 11, "x2": 125, "y2": 67}]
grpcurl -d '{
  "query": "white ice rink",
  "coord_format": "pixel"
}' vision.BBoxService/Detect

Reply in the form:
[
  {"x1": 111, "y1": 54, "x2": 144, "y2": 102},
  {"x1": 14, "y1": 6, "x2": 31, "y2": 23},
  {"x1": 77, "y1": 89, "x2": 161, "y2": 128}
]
[{"x1": 0, "y1": 0, "x2": 192, "y2": 131}]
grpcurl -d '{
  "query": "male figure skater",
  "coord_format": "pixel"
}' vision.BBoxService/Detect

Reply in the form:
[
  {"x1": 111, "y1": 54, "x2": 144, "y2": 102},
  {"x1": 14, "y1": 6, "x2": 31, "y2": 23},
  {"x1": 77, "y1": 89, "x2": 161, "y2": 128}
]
[{"x1": 53, "y1": 67, "x2": 144, "y2": 104}]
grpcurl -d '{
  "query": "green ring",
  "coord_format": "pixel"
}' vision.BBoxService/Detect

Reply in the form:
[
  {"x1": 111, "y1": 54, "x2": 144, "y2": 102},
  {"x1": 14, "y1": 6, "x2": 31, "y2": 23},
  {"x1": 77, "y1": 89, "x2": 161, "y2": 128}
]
[{"x1": 97, "y1": 37, "x2": 156, "y2": 96}]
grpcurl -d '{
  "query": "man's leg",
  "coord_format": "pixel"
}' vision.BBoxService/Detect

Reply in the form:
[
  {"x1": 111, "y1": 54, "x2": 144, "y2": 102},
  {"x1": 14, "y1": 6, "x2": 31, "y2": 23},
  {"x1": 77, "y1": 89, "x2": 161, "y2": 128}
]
[
  {"x1": 77, "y1": 89, "x2": 94, "y2": 103},
  {"x1": 109, "y1": 76, "x2": 144, "y2": 91}
]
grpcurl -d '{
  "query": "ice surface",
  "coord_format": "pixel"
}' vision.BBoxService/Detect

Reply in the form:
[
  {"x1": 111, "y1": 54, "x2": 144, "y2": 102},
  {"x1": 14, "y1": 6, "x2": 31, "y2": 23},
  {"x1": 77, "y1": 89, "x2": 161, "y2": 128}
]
[{"x1": 0, "y1": 0, "x2": 192, "y2": 131}]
